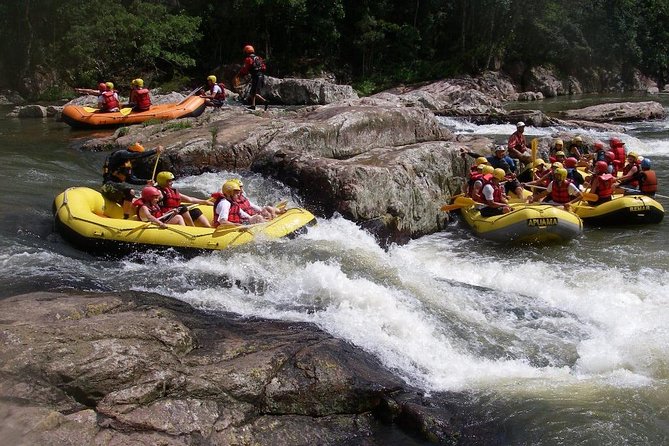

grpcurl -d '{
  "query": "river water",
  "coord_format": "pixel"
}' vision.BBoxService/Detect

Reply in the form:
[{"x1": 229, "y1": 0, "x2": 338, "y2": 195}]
[{"x1": 1, "y1": 97, "x2": 668, "y2": 444}]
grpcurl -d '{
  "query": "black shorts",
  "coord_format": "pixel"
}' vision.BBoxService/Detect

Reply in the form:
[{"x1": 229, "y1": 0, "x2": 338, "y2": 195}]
[
  {"x1": 250, "y1": 74, "x2": 265, "y2": 96},
  {"x1": 101, "y1": 182, "x2": 135, "y2": 203},
  {"x1": 174, "y1": 205, "x2": 203, "y2": 220}
]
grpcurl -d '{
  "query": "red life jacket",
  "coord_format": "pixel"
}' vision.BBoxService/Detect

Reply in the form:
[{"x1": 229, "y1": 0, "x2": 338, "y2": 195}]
[
  {"x1": 236, "y1": 195, "x2": 257, "y2": 215},
  {"x1": 101, "y1": 90, "x2": 119, "y2": 110},
  {"x1": 550, "y1": 179, "x2": 572, "y2": 203},
  {"x1": 612, "y1": 144, "x2": 626, "y2": 166},
  {"x1": 640, "y1": 170, "x2": 657, "y2": 194},
  {"x1": 133, "y1": 199, "x2": 163, "y2": 219},
  {"x1": 211, "y1": 192, "x2": 242, "y2": 226},
  {"x1": 134, "y1": 88, "x2": 151, "y2": 110},
  {"x1": 158, "y1": 186, "x2": 181, "y2": 211},
  {"x1": 480, "y1": 177, "x2": 503, "y2": 204},
  {"x1": 594, "y1": 174, "x2": 614, "y2": 198},
  {"x1": 212, "y1": 83, "x2": 227, "y2": 100}
]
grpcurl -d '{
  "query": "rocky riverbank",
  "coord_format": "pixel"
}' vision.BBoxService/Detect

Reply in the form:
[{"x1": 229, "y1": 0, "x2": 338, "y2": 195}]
[{"x1": 0, "y1": 291, "x2": 501, "y2": 445}]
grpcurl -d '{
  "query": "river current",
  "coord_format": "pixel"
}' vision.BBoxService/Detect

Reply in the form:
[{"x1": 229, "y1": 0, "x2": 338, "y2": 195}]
[{"x1": 1, "y1": 97, "x2": 668, "y2": 444}]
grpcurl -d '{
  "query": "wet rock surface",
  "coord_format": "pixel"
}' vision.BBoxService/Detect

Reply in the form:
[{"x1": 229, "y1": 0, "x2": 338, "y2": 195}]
[{"x1": 0, "y1": 292, "x2": 500, "y2": 445}]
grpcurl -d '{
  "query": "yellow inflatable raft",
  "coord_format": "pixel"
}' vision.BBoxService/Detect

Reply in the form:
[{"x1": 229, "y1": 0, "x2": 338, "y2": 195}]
[
  {"x1": 571, "y1": 193, "x2": 664, "y2": 225},
  {"x1": 53, "y1": 187, "x2": 317, "y2": 255},
  {"x1": 61, "y1": 96, "x2": 206, "y2": 129},
  {"x1": 445, "y1": 195, "x2": 583, "y2": 244}
]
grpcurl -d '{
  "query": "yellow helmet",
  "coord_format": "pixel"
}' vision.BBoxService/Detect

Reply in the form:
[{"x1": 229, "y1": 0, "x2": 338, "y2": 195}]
[
  {"x1": 481, "y1": 165, "x2": 494, "y2": 175},
  {"x1": 493, "y1": 168, "x2": 506, "y2": 180},
  {"x1": 555, "y1": 151, "x2": 565, "y2": 157},
  {"x1": 533, "y1": 159, "x2": 546, "y2": 168},
  {"x1": 475, "y1": 156, "x2": 488, "y2": 165},
  {"x1": 207, "y1": 75, "x2": 217, "y2": 83},
  {"x1": 221, "y1": 180, "x2": 242, "y2": 196},
  {"x1": 627, "y1": 151, "x2": 638, "y2": 160},
  {"x1": 551, "y1": 162, "x2": 563, "y2": 169},
  {"x1": 135, "y1": 78, "x2": 144, "y2": 88},
  {"x1": 156, "y1": 171, "x2": 175, "y2": 187},
  {"x1": 105, "y1": 81, "x2": 114, "y2": 90},
  {"x1": 554, "y1": 168, "x2": 568, "y2": 181},
  {"x1": 572, "y1": 136, "x2": 583, "y2": 143},
  {"x1": 555, "y1": 138, "x2": 563, "y2": 147},
  {"x1": 128, "y1": 142, "x2": 145, "y2": 153}
]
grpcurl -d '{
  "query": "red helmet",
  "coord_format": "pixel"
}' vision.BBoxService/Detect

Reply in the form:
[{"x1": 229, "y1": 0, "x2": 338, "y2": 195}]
[
  {"x1": 243, "y1": 45, "x2": 255, "y2": 54},
  {"x1": 605, "y1": 151, "x2": 615, "y2": 161},
  {"x1": 595, "y1": 161, "x2": 609, "y2": 174},
  {"x1": 141, "y1": 186, "x2": 162, "y2": 201},
  {"x1": 564, "y1": 157, "x2": 578, "y2": 168},
  {"x1": 594, "y1": 140, "x2": 605, "y2": 151},
  {"x1": 98, "y1": 82, "x2": 107, "y2": 91}
]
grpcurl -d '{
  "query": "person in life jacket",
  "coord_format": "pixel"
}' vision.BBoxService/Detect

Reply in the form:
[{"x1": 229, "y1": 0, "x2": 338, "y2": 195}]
[
  {"x1": 128, "y1": 78, "x2": 151, "y2": 112},
  {"x1": 236, "y1": 44, "x2": 269, "y2": 110},
  {"x1": 621, "y1": 157, "x2": 658, "y2": 197},
  {"x1": 568, "y1": 135, "x2": 585, "y2": 160},
  {"x1": 98, "y1": 81, "x2": 120, "y2": 112},
  {"x1": 155, "y1": 171, "x2": 213, "y2": 227},
  {"x1": 133, "y1": 186, "x2": 184, "y2": 228},
  {"x1": 507, "y1": 122, "x2": 532, "y2": 166},
  {"x1": 564, "y1": 157, "x2": 585, "y2": 187},
  {"x1": 609, "y1": 137, "x2": 627, "y2": 167},
  {"x1": 229, "y1": 178, "x2": 285, "y2": 220},
  {"x1": 529, "y1": 168, "x2": 583, "y2": 209},
  {"x1": 522, "y1": 158, "x2": 552, "y2": 189},
  {"x1": 589, "y1": 160, "x2": 615, "y2": 204},
  {"x1": 480, "y1": 168, "x2": 512, "y2": 217},
  {"x1": 101, "y1": 143, "x2": 163, "y2": 218},
  {"x1": 200, "y1": 75, "x2": 227, "y2": 107},
  {"x1": 464, "y1": 157, "x2": 489, "y2": 195},
  {"x1": 549, "y1": 138, "x2": 564, "y2": 159},
  {"x1": 617, "y1": 151, "x2": 641, "y2": 189},
  {"x1": 470, "y1": 164, "x2": 494, "y2": 201},
  {"x1": 212, "y1": 180, "x2": 265, "y2": 227},
  {"x1": 590, "y1": 140, "x2": 607, "y2": 171},
  {"x1": 74, "y1": 82, "x2": 119, "y2": 112}
]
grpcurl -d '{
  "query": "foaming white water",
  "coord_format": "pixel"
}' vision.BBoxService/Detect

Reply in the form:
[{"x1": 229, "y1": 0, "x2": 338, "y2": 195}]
[
  {"x1": 123, "y1": 215, "x2": 669, "y2": 393},
  {"x1": 436, "y1": 117, "x2": 554, "y2": 137}
]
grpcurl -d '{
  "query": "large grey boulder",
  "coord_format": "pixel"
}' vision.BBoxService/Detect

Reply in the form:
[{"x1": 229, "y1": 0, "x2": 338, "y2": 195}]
[
  {"x1": 560, "y1": 101, "x2": 666, "y2": 122},
  {"x1": 525, "y1": 66, "x2": 566, "y2": 98},
  {"x1": 0, "y1": 291, "x2": 489, "y2": 445},
  {"x1": 262, "y1": 76, "x2": 359, "y2": 105},
  {"x1": 374, "y1": 72, "x2": 514, "y2": 116}
]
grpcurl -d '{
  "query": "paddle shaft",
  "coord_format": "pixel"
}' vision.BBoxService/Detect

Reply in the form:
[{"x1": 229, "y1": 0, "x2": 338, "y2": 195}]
[{"x1": 617, "y1": 185, "x2": 667, "y2": 199}]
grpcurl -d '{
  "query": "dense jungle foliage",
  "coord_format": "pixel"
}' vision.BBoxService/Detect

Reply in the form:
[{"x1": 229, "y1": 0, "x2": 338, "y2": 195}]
[{"x1": 2, "y1": 0, "x2": 669, "y2": 98}]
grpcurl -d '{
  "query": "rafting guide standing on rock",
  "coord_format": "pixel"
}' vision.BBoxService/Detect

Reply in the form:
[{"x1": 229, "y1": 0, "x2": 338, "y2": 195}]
[{"x1": 235, "y1": 44, "x2": 269, "y2": 110}]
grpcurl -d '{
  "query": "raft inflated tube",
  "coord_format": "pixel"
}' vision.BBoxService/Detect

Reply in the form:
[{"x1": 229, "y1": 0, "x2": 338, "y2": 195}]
[{"x1": 53, "y1": 187, "x2": 316, "y2": 255}]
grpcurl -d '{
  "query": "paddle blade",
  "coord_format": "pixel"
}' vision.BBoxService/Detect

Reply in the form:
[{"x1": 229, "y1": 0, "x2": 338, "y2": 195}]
[
  {"x1": 582, "y1": 192, "x2": 598, "y2": 201},
  {"x1": 441, "y1": 203, "x2": 463, "y2": 212},
  {"x1": 454, "y1": 196, "x2": 476, "y2": 207},
  {"x1": 120, "y1": 107, "x2": 133, "y2": 116},
  {"x1": 83, "y1": 106, "x2": 98, "y2": 113}
]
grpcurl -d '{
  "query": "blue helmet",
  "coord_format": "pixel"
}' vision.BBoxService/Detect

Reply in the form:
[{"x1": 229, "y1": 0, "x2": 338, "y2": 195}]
[{"x1": 641, "y1": 158, "x2": 651, "y2": 170}]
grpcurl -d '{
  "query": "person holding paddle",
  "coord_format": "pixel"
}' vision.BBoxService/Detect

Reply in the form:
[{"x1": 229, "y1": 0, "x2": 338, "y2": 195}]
[
  {"x1": 589, "y1": 161, "x2": 615, "y2": 204},
  {"x1": 128, "y1": 78, "x2": 151, "y2": 112},
  {"x1": 479, "y1": 168, "x2": 512, "y2": 217},
  {"x1": 101, "y1": 143, "x2": 163, "y2": 219},
  {"x1": 200, "y1": 75, "x2": 227, "y2": 107},
  {"x1": 529, "y1": 168, "x2": 583, "y2": 210},
  {"x1": 133, "y1": 186, "x2": 185, "y2": 227},
  {"x1": 212, "y1": 180, "x2": 265, "y2": 228},
  {"x1": 155, "y1": 171, "x2": 212, "y2": 227},
  {"x1": 74, "y1": 82, "x2": 119, "y2": 112}
]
